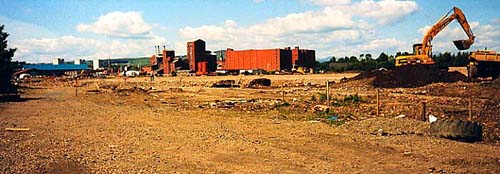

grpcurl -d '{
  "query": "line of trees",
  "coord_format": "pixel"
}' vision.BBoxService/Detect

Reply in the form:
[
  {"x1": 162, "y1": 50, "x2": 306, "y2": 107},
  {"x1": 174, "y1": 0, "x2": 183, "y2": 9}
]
[{"x1": 316, "y1": 51, "x2": 470, "y2": 72}]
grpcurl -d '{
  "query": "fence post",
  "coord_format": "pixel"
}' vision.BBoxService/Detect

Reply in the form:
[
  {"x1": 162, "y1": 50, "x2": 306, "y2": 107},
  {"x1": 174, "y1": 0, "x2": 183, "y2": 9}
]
[
  {"x1": 376, "y1": 88, "x2": 380, "y2": 117},
  {"x1": 326, "y1": 80, "x2": 330, "y2": 106},
  {"x1": 282, "y1": 85, "x2": 285, "y2": 102},
  {"x1": 469, "y1": 98, "x2": 473, "y2": 121},
  {"x1": 420, "y1": 101, "x2": 427, "y2": 121},
  {"x1": 75, "y1": 77, "x2": 78, "y2": 97}
]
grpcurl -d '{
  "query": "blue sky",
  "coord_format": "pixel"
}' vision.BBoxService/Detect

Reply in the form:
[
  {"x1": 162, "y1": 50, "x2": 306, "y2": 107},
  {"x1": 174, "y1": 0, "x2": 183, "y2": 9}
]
[{"x1": 0, "y1": 0, "x2": 499, "y2": 63}]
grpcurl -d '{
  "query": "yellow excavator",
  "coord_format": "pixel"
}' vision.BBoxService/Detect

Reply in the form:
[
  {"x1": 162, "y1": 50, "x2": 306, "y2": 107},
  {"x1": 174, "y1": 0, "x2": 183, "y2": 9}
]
[{"x1": 395, "y1": 7, "x2": 475, "y2": 67}]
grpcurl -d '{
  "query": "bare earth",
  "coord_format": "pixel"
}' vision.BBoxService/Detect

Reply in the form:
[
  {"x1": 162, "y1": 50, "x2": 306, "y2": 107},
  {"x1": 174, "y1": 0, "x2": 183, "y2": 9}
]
[{"x1": 1, "y1": 73, "x2": 499, "y2": 173}]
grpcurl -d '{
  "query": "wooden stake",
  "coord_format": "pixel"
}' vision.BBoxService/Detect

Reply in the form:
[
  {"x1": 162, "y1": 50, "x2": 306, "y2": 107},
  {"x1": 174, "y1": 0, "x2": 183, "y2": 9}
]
[
  {"x1": 75, "y1": 77, "x2": 78, "y2": 97},
  {"x1": 376, "y1": 88, "x2": 380, "y2": 117},
  {"x1": 469, "y1": 98, "x2": 473, "y2": 121},
  {"x1": 326, "y1": 80, "x2": 330, "y2": 106},
  {"x1": 420, "y1": 102, "x2": 427, "y2": 122},
  {"x1": 281, "y1": 85, "x2": 285, "y2": 101},
  {"x1": 5, "y1": 128, "x2": 30, "y2": 131}
]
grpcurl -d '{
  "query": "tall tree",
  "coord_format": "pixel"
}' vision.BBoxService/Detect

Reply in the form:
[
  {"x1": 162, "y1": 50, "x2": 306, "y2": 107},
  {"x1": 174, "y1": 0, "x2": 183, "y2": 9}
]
[
  {"x1": 329, "y1": 56, "x2": 337, "y2": 63},
  {"x1": 376, "y1": 52, "x2": 389, "y2": 62},
  {"x1": 0, "y1": 25, "x2": 17, "y2": 93},
  {"x1": 365, "y1": 54, "x2": 372, "y2": 60}
]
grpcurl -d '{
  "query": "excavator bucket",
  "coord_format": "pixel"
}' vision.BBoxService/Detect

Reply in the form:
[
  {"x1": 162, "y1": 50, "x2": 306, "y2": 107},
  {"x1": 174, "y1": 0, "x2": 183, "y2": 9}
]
[{"x1": 453, "y1": 40, "x2": 472, "y2": 50}]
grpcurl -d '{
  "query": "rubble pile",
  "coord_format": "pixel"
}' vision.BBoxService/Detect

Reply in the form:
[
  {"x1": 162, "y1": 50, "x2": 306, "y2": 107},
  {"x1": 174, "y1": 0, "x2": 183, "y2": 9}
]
[
  {"x1": 208, "y1": 99, "x2": 288, "y2": 111},
  {"x1": 350, "y1": 65, "x2": 466, "y2": 88},
  {"x1": 245, "y1": 78, "x2": 271, "y2": 88},
  {"x1": 211, "y1": 80, "x2": 240, "y2": 88}
]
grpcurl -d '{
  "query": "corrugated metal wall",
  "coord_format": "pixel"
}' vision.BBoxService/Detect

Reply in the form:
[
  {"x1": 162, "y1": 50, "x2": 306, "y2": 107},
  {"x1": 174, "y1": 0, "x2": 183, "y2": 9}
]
[{"x1": 224, "y1": 49, "x2": 287, "y2": 71}]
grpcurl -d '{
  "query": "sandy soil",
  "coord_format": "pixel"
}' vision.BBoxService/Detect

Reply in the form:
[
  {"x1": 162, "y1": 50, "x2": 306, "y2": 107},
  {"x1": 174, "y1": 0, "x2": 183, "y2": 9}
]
[{"x1": 0, "y1": 74, "x2": 499, "y2": 173}]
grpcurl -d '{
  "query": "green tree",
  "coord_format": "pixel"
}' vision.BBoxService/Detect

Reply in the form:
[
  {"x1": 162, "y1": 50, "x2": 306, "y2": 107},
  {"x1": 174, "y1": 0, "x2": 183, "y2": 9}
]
[
  {"x1": 0, "y1": 25, "x2": 17, "y2": 93},
  {"x1": 365, "y1": 54, "x2": 372, "y2": 60},
  {"x1": 329, "y1": 56, "x2": 337, "y2": 63},
  {"x1": 376, "y1": 52, "x2": 389, "y2": 62},
  {"x1": 349, "y1": 56, "x2": 358, "y2": 62}
]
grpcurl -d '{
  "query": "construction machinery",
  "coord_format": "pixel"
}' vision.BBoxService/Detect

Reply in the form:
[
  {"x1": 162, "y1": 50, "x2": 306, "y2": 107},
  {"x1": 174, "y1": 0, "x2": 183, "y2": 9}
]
[
  {"x1": 395, "y1": 7, "x2": 475, "y2": 67},
  {"x1": 468, "y1": 50, "x2": 500, "y2": 79}
]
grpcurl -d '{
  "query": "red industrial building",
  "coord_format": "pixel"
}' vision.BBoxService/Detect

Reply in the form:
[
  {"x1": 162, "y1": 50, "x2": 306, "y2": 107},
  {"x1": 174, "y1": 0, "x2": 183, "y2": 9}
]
[
  {"x1": 224, "y1": 48, "x2": 292, "y2": 71},
  {"x1": 148, "y1": 45, "x2": 175, "y2": 74},
  {"x1": 222, "y1": 46, "x2": 315, "y2": 72},
  {"x1": 292, "y1": 47, "x2": 316, "y2": 68},
  {"x1": 187, "y1": 39, "x2": 217, "y2": 75},
  {"x1": 145, "y1": 45, "x2": 188, "y2": 75}
]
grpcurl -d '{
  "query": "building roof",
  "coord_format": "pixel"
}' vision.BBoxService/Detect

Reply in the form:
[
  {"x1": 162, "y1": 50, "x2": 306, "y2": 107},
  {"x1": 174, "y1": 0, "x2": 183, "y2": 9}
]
[{"x1": 23, "y1": 64, "x2": 90, "y2": 71}]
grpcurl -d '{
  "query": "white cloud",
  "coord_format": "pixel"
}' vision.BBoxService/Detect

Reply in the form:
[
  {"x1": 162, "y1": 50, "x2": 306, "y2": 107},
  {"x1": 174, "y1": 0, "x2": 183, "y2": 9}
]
[
  {"x1": 491, "y1": 18, "x2": 500, "y2": 25},
  {"x1": 0, "y1": 16, "x2": 57, "y2": 40},
  {"x1": 252, "y1": 0, "x2": 265, "y2": 3},
  {"x1": 12, "y1": 35, "x2": 167, "y2": 63},
  {"x1": 13, "y1": 36, "x2": 103, "y2": 63},
  {"x1": 177, "y1": 0, "x2": 417, "y2": 57},
  {"x1": 8, "y1": 11, "x2": 170, "y2": 63},
  {"x1": 357, "y1": 38, "x2": 404, "y2": 52},
  {"x1": 333, "y1": 0, "x2": 418, "y2": 25},
  {"x1": 76, "y1": 11, "x2": 153, "y2": 39}
]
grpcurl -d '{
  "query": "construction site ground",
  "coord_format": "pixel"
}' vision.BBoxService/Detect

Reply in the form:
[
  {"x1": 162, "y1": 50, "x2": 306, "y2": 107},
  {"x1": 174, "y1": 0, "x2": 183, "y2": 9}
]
[{"x1": 1, "y1": 73, "x2": 499, "y2": 173}]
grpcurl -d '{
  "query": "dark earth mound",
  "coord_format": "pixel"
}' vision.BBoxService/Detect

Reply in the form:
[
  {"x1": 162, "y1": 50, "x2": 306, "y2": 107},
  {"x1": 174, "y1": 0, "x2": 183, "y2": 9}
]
[
  {"x1": 246, "y1": 78, "x2": 272, "y2": 88},
  {"x1": 351, "y1": 65, "x2": 466, "y2": 88},
  {"x1": 211, "y1": 80, "x2": 239, "y2": 88}
]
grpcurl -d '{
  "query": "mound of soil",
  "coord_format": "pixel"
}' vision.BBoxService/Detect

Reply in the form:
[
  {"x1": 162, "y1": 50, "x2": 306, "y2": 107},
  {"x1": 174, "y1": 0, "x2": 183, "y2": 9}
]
[
  {"x1": 245, "y1": 78, "x2": 271, "y2": 88},
  {"x1": 211, "y1": 80, "x2": 239, "y2": 88},
  {"x1": 351, "y1": 65, "x2": 466, "y2": 88}
]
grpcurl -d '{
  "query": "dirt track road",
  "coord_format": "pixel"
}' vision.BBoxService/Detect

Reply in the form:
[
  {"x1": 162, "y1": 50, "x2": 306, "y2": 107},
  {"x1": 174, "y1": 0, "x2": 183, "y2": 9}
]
[{"x1": 0, "y1": 77, "x2": 499, "y2": 173}]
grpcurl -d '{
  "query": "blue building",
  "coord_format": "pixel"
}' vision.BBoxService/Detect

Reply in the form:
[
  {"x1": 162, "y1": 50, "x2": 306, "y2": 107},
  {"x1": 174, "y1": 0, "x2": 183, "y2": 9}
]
[{"x1": 22, "y1": 64, "x2": 90, "y2": 76}]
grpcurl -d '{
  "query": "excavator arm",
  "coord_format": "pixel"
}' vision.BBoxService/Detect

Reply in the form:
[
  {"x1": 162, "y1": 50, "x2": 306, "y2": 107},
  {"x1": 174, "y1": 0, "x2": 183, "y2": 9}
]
[{"x1": 420, "y1": 7, "x2": 475, "y2": 56}]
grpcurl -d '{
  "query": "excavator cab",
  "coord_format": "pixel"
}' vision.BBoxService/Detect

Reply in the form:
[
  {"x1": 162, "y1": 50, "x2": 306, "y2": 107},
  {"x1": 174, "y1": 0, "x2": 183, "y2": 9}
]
[{"x1": 395, "y1": 44, "x2": 434, "y2": 67}]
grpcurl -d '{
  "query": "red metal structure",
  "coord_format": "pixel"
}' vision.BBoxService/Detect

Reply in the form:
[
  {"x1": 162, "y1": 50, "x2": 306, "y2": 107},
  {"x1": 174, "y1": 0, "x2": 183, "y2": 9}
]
[
  {"x1": 162, "y1": 49, "x2": 175, "y2": 74},
  {"x1": 144, "y1": 45, "x2": 177, "y2": 75},
  {"x1": 224, "y1": 48, "x2": 291, "y2": 71},
  {"x1": 292, "y1": 46, "x2": 315, "y2": 68},
  {"x1": 222, "y1": 47, "x2": 315, "y2": 71},
  {"x1": 187, "y1": 39, "x2": 216, "y2": 74}
]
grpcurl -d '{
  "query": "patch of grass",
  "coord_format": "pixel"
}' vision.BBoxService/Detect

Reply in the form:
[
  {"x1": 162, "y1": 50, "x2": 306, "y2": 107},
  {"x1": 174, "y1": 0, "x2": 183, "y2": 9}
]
[
  {"x1": 344, "y1": 93, "x2": 361, "y2": 103},
  {"x1": 319, "y1": 93, "x2": 327, "y2": 102},
  {"x1": 330, "y1": 94, "x2": 363, "y2": 107},
  {"x1": 276, "y1": 102, "x2": 291, "y2": 108},
  {"x1": 310, "y1": 95, "x2": 317, "y2": 102}
]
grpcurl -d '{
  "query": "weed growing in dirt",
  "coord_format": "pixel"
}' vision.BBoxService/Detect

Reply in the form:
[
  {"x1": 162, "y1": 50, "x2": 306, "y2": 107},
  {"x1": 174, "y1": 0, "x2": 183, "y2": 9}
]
[
  {"x1": 319, "y1": 93, "x2": 327, "y2": 102},
  {"x1": 310, "y1": 95, "x2": 317, "y2": 102},
  {"x1": 330, "y1": 94, "x2": 363, "y2": 107},
  {"x1": 344, "y1": 94, "x2": 361, "y2": 102}
]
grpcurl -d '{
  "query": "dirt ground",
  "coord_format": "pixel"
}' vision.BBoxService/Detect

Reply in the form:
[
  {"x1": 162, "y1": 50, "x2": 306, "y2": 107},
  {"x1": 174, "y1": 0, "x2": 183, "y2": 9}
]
[{"x1": 1, "y1": 73, "x2": 499, "y2": 173}]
